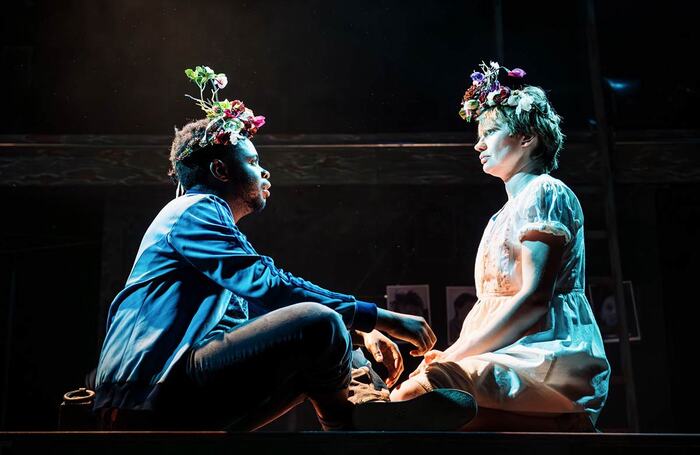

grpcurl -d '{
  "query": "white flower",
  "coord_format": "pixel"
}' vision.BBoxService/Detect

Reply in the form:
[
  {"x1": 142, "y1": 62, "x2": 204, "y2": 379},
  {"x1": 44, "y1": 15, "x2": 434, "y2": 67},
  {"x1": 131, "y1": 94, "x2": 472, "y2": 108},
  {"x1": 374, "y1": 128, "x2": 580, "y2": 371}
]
[
  {"x1": 489, "y1": 61, "x2": 500, "y2": 70},
  {"x1": 214, "y1": 74, "x2": 228, "y2": 89},
  {"x1": 515, "y1": 93, "x2": 534, "y2": 115},
  {"x1": 507, "y1": 90, "x2": 521, "y2": 107},
  {"x1": 465, "y1": 99, "x2": 480, "y2": 110},
  {"x1": 486, "y1": 90, "x2": 498, "y2": 106}
]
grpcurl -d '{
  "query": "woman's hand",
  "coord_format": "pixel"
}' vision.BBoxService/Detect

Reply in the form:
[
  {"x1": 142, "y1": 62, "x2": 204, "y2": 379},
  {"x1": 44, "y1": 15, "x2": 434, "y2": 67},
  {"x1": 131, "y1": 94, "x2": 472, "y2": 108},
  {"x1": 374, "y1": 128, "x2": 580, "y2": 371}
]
[
  {"x1": 408, "y1": 349, "x2": 444, "y2": 378},
  {"x1": 374, "y1": 309, "x2": 437, "y2": 356},
  {"x1": 424, "y1": 349, "x2": 444, "y2": 364},
  {"x1": 358, "y1": 330, "x2": 404, "y2": 388}
]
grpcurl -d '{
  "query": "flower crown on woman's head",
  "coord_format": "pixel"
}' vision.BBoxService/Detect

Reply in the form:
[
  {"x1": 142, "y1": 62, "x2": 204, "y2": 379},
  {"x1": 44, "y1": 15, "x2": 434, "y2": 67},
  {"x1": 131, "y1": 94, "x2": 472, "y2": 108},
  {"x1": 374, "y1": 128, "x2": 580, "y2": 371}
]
[
  {"x1": 176, "y1": 65, "x2": 266, "y2": 161},
  {"x1": 459, "y1": 61, "x2": 533, "y2": 122}
]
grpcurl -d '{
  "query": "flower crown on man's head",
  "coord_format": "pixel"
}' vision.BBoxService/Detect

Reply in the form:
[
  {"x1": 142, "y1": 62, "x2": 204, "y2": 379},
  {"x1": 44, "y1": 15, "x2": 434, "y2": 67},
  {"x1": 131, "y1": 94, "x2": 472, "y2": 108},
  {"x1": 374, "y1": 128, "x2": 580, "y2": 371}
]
[
  {"x1": 459, "y1": 61, "x2": 532, "y2": 122},
  {"x1": 176, "y1": 65, "x2": 266, "y2": 161}
]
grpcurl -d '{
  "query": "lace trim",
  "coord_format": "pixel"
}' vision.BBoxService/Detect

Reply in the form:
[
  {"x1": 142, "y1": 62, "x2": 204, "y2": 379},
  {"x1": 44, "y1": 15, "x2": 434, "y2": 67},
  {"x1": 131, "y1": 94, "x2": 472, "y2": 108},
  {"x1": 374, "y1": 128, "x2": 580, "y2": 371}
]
[
  {"x1": 480, "y1": 287, "x2": 584, "y2": 297},
  {"x1": 518, "y1": 221, "x2": 572, "y2": 244}
]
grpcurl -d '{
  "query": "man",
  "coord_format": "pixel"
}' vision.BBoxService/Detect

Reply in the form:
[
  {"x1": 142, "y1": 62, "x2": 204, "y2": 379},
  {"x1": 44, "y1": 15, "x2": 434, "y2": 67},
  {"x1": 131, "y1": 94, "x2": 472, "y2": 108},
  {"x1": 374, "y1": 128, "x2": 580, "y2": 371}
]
[{"x1": 94, "y1": 66, "x2": 475, "y2": 431}]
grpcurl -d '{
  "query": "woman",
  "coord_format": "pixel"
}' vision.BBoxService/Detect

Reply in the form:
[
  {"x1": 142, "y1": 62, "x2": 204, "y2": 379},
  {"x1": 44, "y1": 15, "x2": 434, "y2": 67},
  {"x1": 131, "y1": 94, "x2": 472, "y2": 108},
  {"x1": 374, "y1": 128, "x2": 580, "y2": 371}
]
[{"x1": 390, "y1": 62, "x2": 610, "y2": 431}]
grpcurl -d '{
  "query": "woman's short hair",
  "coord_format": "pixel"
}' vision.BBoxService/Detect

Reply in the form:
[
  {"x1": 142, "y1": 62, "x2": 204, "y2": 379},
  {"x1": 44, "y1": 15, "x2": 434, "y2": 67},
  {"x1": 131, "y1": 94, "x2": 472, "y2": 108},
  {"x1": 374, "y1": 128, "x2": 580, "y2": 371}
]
[{"x1": 481, "y1": 85, "x2": 565, "y2": 174}]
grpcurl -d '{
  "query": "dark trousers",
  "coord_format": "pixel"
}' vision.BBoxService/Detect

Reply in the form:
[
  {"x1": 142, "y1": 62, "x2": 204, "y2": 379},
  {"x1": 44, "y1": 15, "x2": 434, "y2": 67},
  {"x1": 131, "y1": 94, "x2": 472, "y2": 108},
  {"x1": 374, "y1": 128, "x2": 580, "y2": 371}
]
[{"x1": 104, "y1": 302, "x2": 353, "y2": 431}]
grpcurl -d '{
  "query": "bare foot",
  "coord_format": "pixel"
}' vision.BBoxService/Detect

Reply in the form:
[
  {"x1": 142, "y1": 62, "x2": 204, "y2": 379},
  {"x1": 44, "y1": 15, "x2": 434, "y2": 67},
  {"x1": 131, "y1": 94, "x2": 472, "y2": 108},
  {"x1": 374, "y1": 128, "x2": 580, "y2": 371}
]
[{"x1": 390, "y1": 377, "x2": 429, "y2": 401}]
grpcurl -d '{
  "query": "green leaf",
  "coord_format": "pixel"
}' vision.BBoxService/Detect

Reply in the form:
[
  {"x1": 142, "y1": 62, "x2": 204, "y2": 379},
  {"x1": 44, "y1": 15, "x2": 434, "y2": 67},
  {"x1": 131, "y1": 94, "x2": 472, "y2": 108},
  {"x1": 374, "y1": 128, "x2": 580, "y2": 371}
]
[{"x1": 185, "y1": 68, "x2": 195, "y2": 80}]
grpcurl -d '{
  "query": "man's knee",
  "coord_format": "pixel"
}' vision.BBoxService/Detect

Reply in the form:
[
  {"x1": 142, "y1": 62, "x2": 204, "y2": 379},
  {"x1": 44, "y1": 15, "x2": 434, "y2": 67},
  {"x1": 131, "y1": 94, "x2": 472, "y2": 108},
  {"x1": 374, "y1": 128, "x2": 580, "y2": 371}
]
[{"x1": 292, "y1": 302, "x2": 349, "y2": 349}]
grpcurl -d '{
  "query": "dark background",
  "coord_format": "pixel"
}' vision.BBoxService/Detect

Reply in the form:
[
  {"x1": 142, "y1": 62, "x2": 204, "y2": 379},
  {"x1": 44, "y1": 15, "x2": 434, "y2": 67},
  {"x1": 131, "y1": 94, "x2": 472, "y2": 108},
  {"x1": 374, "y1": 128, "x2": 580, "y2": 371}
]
[{"x1": 1, "y1": 0, "x2": 698, "y2": 433}]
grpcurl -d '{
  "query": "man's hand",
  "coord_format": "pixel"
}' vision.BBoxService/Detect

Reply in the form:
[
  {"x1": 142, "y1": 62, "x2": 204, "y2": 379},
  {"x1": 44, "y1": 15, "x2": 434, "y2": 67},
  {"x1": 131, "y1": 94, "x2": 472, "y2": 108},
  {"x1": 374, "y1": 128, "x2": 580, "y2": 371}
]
[
  {"x1": 358, "y1": 330, "x2": 404, "y2": 388},
  {"x1": 374, "y1": 308, "x2": 437, "y2": 357}
]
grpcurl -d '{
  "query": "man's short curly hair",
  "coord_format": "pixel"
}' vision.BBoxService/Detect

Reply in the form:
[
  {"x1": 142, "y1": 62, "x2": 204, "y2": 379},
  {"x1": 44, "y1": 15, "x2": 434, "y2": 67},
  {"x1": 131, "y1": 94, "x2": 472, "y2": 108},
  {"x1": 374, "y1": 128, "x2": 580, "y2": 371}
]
[
  {"x1": 168, "y1": 118, "x2": 236, "y2": 190},
  {"x1": 479, "y1": 86, "x2": 565, "y2": 174}
]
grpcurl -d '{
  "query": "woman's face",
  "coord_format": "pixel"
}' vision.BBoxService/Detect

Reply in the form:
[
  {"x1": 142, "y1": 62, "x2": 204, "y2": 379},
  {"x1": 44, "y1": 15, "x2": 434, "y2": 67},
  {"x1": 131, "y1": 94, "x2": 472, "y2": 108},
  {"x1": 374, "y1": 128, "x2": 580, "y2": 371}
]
[{"x1": 474, "y1": 112, "x2": 533, "y2": 181}]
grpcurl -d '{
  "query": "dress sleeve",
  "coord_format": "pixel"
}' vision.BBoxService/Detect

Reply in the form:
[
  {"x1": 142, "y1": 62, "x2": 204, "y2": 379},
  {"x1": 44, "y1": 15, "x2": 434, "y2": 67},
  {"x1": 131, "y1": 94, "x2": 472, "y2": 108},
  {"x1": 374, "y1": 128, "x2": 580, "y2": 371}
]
[
  {"x1": 516, "y1": 178, "x2": 582, "y2": 245},
  {"x1": 166, "y1": 195, "x2": 377, "y2": 332}
]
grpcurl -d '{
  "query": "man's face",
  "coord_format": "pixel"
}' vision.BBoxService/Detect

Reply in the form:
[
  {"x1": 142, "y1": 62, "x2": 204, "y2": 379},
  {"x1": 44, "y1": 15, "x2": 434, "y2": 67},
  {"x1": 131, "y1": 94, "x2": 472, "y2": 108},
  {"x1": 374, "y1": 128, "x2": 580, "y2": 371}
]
[{"x1": 230, "y1": 138, "x2": 271, "y2": 215}]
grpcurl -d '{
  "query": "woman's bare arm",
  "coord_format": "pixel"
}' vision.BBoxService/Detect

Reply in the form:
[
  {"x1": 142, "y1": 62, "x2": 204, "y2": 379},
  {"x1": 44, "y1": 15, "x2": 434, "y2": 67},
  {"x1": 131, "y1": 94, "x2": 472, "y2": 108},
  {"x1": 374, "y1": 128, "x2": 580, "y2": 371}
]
[{"x1": 441, "y1": 232, "x2": 564, "y2": 361}]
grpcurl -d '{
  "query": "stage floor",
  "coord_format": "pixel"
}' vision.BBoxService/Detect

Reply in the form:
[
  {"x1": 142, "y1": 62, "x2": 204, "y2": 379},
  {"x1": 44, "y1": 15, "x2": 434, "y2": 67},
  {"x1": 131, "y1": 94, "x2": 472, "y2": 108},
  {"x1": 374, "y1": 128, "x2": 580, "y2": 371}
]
[{"x1": 2, "y1": 431, "x2": 700, "y2": 454}]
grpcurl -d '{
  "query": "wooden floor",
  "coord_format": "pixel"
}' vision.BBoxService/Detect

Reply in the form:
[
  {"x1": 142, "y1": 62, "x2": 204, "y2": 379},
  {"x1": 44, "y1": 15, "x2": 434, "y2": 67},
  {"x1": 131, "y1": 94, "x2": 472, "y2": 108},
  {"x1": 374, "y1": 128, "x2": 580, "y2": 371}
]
[{"x1": 2, "y1": 431, "x2": 700, "y2": 455}]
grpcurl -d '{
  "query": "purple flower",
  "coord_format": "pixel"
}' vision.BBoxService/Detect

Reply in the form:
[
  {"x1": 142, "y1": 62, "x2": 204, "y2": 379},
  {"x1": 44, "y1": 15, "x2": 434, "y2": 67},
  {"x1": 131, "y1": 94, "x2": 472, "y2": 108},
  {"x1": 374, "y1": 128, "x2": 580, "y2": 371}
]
[
  {"x1": 507, "y1": 68, "x2": 526, "y2": 78},
  {"x1": 470, "y1": 71, "x2": 485, "y2": 83}
]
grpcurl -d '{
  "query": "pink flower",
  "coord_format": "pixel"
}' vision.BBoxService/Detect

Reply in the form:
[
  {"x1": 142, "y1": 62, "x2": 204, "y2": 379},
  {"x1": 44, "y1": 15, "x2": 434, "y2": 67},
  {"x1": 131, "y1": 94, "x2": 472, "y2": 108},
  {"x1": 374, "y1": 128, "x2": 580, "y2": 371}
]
[
  {"x1": 213, "y1": 131, "x2": 231, "y2": 145},
  {"x1": 507, "y1": 68, "x2": 526, "y2": 78},
  {"x1": 493, "y1": 86, "x2": 511, "y2": 104},
  {"x1": 242, "y1": 115, "x2": 266, "y2": 137},
  {"x1": 213, "y1": 74, "x2": 228, "y2": 89},
  {"x1": 252, "y1": 115, "x2": 266, "y2": 128},
  {"x1": 230, "y1": 100, "x2": 246, "y2": 116}
]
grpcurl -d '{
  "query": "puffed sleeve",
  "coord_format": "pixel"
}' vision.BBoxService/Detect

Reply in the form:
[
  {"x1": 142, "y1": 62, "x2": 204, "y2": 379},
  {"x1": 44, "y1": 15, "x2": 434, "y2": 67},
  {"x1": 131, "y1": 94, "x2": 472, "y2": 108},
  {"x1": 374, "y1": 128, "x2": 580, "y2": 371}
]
[{"x1": 516, "y1": 177, "x2": 582, "y2": 245}]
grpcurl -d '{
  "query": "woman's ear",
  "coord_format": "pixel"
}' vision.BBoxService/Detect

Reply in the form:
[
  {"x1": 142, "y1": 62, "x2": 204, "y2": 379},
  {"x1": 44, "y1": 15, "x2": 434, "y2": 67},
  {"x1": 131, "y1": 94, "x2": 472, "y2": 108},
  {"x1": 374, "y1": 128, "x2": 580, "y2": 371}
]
[
  {"x1": 521, "y1": 134, "x2": 539, "y2": 150},
  {"x1": 209, "y1": 159, "x2": 230, "y2": 182}
]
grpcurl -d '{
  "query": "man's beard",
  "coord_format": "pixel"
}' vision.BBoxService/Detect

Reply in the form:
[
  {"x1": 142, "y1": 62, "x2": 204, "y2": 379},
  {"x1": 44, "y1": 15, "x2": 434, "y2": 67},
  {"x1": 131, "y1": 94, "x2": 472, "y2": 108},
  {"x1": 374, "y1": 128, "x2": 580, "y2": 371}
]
[
  {"x1": 235, "y1": 176, "x2": 266, "y2": 213},
  {"x1": 230, "y1": 163, "x2": 266, "y2": 214},
  {"x1": 243, "y1": 187, "x2": 266, "y2": 213}
]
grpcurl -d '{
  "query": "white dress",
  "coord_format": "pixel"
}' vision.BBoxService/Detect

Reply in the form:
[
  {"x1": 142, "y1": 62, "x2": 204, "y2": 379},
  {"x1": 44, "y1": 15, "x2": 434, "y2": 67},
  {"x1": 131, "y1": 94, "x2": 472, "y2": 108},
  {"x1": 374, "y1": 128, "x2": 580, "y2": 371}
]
[{"x1": 455, "y1": 174, "x2": 610, "y2": 423}]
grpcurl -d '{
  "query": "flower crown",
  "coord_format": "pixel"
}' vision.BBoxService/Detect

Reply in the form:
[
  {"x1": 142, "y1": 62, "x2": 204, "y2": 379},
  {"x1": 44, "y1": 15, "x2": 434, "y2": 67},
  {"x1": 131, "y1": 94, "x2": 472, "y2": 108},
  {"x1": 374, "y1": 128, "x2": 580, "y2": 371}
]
[
  {"x1": 177, "y1": 65, "x2": 266, "y2": 161},
  {"x1": 459, "y1": 61, "x2": 532, "y2": 122}
]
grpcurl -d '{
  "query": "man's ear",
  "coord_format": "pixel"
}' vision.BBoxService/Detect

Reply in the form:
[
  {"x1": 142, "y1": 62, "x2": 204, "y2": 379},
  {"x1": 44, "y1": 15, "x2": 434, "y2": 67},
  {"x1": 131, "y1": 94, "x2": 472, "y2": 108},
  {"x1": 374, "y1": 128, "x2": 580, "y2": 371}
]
[{"x1": 209, "y1": 159, "x2": 230, "y2": 182}]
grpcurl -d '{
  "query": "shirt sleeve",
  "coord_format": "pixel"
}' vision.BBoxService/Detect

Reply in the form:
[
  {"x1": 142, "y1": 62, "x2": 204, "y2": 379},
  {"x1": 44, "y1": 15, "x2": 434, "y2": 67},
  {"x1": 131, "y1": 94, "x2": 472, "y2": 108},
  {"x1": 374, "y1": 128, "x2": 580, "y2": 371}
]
[
  {"x1": 166, "y1": 195, "x2": 377, "y2": 332},
  {"x1": 516, "y1": 178, "x2": 582, "y2": 245}
]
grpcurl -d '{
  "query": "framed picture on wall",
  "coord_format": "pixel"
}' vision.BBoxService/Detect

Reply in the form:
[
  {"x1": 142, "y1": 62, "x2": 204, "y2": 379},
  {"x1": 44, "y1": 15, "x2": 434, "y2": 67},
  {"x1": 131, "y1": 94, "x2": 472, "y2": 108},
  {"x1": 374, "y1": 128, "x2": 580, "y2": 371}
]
[
  {"x1": 386, "y1": 284, "x2": 431, "y2": 325},
  {"x1": 445, "y1": 286, "x2": 478, "y2": 344},
  {"x1": 587, "y1": 278, "x2": 641, "y2": 343}
]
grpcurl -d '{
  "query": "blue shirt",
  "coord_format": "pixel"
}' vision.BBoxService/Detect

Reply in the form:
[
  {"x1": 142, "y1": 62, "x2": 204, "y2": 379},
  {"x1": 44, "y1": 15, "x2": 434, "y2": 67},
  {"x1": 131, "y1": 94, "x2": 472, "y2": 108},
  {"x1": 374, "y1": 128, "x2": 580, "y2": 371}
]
[{"x1": 94, "y1": 189, "x2": 377, "y2": 410}]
